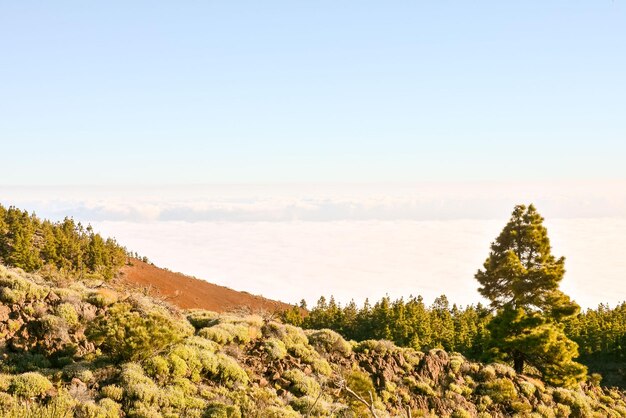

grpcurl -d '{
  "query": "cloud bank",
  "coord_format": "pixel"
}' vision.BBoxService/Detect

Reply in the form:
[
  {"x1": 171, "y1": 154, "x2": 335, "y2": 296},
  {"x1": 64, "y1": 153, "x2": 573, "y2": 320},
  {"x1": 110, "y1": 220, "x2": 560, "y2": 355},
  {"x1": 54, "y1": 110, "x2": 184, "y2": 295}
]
[
  {"x1": 1, "y1": 182, "x2": 624, "y2": 309},
  {"x1": 86, "y1": 218, "x2": 626, "y2": 310},
  {"x1": 1, "y1": 181, "x2": 626, "y2": 222}
]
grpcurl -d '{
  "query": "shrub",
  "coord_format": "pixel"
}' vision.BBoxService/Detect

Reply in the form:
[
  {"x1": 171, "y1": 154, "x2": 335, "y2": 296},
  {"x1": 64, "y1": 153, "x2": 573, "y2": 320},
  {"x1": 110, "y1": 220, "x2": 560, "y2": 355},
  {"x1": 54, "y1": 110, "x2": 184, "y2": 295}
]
[
  {"x1": 8, "y1": 372, "x2": 53, "y2": 398},
  {"x1": 288, "y1": 343, "x2": 318, "y2": 364},
  {"x1": 186, "y1": 310, "x2": 219, "y2": 329},
  {"x1": 510, "y1": 400, "x2": 533, "y2": 413},
  {"x1": 263, "y1": 322, "x2": 308, "y2": 348},
  {"x1": 290, "y1": 395, "x2": 333, "y2": 415},
  {"x1": 479, "y1": 378, "x2": 517, "y2": 403},
  {"x1": 169, "y1": 354, "x2": 188, "y2": 378},
  {"x1": 312, "y1": 358, "x2": 333, "y2": 376},
  {"x1": 86, "y1": 302, "x2": 193, "y2": 361},
  {"x1": 62, "y1": 362, "x2": 94, "y2": 383},
  {"x1": 198, "y1": 323, "x2": 253, "y2": 345},
  {"x1": 451, "y1": 409, "x2": 472, "y2": 418},
  {"x1": 0, "y1": 273, "x2": 47, "y2": 303},
  {"x1": 264, "y1": 338, "x2": 287, "y2": 360},
  {"x1": 588, "y1": 373, "x2": 603, "y2": 386},
  {"x1": 344, "y1": 369, "x2": 379, "y2": 414},
  {"x1": 519, "y1": 380, "x2": 537, "y2": 397},
  {"x1": 354, "y1": 340, "x2": 396, "y2": 356},
  {"x1": 552, "y1": 388, "x2": 593, "y2": 417},
  {"x1": 0, "y1": 374, "x2": 13, "y2": 391},
  {"x1": 101, "y1": 385, "x2": 124, "y2": 401},
  {"x1": 98, "y1": 398, "x2": 123, "y2": 417},
  {"x1": 283, "y1": 369, "x2": 320, "y2": 397},
  {"x1": 492, "y1": 362, "x2": 516, "y2": 378},
  {"x1": 145, "y1": 356, "x2": 170, "y2": 382},
  {"x1": 56, "y1": 302, "x2": 79, "y2": 327},
  {"x1": 262, "y1": 406, "x2": 300, "y2": 418},
  {"x1": 535, "y1": 404, "x2": 557, "y2": 418},
  {"x1": 306, "y1": 329, "x2": 352, "y2": 357},
  {"x1": 404, "y1": 377, "x2": 436, "y2": 396},
  {"x1": 204, "y1": 402, "x2": 242, "y2": 418},
  {"x1": 449, "y1": 355, "x2": 464, "y2": 374},
  {"x1": 215, "y1": 354, "x2": 249, "y2": 387},
  {"x1": 478, "y1": 365, "x2": 496, "y2": 381},
  {"x1": 87, "y1": 289, "x2": 118, "y2": 307}
]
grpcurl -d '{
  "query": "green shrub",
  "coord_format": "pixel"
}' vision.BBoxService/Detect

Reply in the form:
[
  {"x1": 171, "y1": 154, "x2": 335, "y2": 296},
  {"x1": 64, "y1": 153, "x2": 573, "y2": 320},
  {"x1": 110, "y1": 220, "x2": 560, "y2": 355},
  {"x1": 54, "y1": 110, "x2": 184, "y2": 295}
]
[
  {"x1": 62, "y1": 362, "x2": 94, "y2": 382},
  {"x1": 101, "y1": 385, "x2": 124, "y2": 401},
  {"x1": 588, "y1": 373, "x2": 603, "y2": 386},
  {"x1": 306, "y1": 329, "x2": 352, "y2": 356},
  {"x1": 344, "y1": 369, "x2": 379, "y2": 414},
  {"x1": 312, "y1": 358, "x2": 333, "y2": 376},
  {"x1": 56, "y1": 302, "x2": 80, "y2": 327},
  {"x1": 290, "y1": 395, "x2": 333, "y2": 415},
  {"x1": 283, "y1": 369, "x2": 320, "y2": 397},
  {"x1": 215, "y1": 354, "x2": 249, "y2": 387},
  {"x1": 535, "y1": 404, "x2": 557, "y2": 418},
  {"x1": 262, "y1": 406, "x2": 300, "y2": 418},
  {"x1": 98, "y1": 398, "x2": 123, "y2": 417},
  {"x1": 404, "y1": 377, "x2": 436, "y2": 396},
  {"x1": 186, "y1": 310, "x2": 220, "y2": 329},
  {"x1": 510, "y1": 400, "x2": 532, "y2": 413},
  {"x1": 478, "y1": 365, "x2": 496, "y2": 381},
  {"x1": 288, "y1": 342, "x2": 318, "y2": 364},
  {"x1": 145, "y1": 356, "x2": 170, "y2": 382},
  {"x1": 479, "y1": 378, "x2": 517, "y2": 403},
  {"x1": 552, "y1": 388, "x2": 592, "y2": 417},
  {"x1": 354, "y1": 339, "x2": 397, "y2": 355},
  {"x1": 86, "y1": 302, "x2": 193, "y2": 361},
  {"x1": 204, "y1": 402, "x2": 242, "y2": 418},
  {"x1": 0, "y1": 374, "x2": 13, "y2": 391},
  {"x1": 449, "y1": 354, "x2": 464, "y2": 374},
  {"x1": 87, "y1": 289, "x2": 118, "y2": 307},
  {"x1": 0, "y1": 274, "x2": 47, "y2": 303},
  {"x1": 519, "y1": 380, "x2": 537, "y2": 397},
  {"x1": 264, "y1": 338, "x2": 287, "y2": 360},
  {"x1": 198, "y1": 323, "x2": 255, "y2": 346},
  {"x1": 169, "y1": 354, "x2": 188, "y2": 378},
  {"x1": 8, "y1": 372, "x2": 53, "y2": 398},
  {"x1": 451, "y1": 408, "x2": 472, "y2": 418},
  {"x1": 555, "y1": 403, "x2": 572, "y2": 417}
]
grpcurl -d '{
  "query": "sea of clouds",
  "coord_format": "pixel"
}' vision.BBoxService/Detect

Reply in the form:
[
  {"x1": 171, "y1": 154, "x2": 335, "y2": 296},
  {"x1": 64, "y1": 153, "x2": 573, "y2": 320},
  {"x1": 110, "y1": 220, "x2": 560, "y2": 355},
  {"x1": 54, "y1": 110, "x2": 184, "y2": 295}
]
[{"x1": 1, "y1": 182, "x2": 625, "y2": 309}]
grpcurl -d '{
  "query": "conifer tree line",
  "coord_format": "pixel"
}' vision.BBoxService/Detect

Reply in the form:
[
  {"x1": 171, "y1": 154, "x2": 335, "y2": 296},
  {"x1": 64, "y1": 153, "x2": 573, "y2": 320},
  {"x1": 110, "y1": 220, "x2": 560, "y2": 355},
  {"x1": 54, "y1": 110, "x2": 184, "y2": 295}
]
[
  {"x1": 0, "y1": 204, "x2": 128, "y2": 279},
  {"x1": 283, "y1": 295, "x2": 626, "y2": 368},
  {"x1": 283, "y1": 204, "x2": 626, "y2": 387}
]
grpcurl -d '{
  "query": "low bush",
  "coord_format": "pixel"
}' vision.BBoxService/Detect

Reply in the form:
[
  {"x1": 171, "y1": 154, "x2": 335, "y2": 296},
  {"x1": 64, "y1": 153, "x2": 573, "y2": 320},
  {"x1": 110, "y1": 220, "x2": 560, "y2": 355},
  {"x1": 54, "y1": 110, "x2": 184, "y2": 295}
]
[
  {"x1": 86, "y1": 302, "x2": 193, "y2": 361},
  {"x1": 8, "y1": 372, "x2": 53, "y2": 398}
]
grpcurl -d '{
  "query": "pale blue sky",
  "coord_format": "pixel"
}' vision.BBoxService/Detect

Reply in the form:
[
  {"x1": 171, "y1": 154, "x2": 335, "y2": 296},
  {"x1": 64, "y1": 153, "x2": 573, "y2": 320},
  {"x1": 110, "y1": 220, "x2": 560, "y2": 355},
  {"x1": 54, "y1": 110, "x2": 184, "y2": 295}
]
[{"x1": 1, "y1": 1, "x2": 625, "y2": 185}]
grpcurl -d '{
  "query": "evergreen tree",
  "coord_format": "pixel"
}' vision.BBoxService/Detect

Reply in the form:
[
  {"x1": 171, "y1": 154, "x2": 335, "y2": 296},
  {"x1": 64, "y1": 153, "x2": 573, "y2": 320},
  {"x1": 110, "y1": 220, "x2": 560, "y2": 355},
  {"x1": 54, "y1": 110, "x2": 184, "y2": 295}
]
[{"x1": 476, "y1": 204, "x2": 586, "y2": 386}]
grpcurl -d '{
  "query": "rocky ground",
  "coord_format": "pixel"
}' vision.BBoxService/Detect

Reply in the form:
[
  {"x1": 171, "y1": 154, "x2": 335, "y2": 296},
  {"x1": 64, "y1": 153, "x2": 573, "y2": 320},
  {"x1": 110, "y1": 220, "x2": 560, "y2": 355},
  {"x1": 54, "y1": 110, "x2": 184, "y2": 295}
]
[{"x1": 0, "y1": 264, "x2": 625, "y2": 417}]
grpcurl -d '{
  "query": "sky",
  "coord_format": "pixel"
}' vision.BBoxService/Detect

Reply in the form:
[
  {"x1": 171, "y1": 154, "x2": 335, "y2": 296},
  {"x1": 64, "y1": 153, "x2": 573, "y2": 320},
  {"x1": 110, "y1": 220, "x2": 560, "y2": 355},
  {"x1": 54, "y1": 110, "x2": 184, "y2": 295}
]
[
  {"x1": 0, "y1": 3, "x2": 625, "y2": 308},
  {"x1": 1, "y1": 1, "x2": 625, "y2": 184}
]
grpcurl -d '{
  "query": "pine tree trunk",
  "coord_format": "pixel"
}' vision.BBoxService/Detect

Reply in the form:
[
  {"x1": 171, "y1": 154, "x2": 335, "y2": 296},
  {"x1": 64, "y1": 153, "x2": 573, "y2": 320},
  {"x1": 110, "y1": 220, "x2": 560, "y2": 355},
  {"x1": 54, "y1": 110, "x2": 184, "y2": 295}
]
[{"x1": 513, "y1": 351, "x2": 524, "y2": 374}]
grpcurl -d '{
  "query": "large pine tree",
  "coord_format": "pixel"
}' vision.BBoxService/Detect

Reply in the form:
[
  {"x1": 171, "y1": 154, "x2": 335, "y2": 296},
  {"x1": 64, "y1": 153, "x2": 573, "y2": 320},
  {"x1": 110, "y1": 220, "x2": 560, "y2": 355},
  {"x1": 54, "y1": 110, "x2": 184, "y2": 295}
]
[{"x1": 475, "y1": 204, "x2": 587, "y2": 387}]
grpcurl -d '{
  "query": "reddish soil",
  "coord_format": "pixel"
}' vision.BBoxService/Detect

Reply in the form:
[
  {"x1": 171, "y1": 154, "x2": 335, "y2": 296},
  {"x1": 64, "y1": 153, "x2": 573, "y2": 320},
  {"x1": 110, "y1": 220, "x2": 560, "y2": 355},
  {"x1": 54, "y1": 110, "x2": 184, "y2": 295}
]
[{"x1": 117, "y1": 259, "x2": 293, "y2": 313}]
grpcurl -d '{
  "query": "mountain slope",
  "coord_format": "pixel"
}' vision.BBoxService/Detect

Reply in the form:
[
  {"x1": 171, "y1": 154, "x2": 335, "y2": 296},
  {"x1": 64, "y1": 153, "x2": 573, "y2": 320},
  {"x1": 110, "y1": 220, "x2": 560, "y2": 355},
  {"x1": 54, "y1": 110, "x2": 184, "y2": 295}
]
[
  {"x1": 0, "y1": 264, "x2": 625, "y2": 417},
  {"x1": 117, "y1": 258, "x2": 292, "y2": 312}
]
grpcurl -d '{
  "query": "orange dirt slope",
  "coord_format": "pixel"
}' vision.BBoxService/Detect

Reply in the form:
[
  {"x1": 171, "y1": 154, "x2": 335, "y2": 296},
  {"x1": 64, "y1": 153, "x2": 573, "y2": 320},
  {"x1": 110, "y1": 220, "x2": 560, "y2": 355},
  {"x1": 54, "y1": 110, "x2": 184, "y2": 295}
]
[{"x1": 117, "y1": 259, "x2": 292, "y2": 313}]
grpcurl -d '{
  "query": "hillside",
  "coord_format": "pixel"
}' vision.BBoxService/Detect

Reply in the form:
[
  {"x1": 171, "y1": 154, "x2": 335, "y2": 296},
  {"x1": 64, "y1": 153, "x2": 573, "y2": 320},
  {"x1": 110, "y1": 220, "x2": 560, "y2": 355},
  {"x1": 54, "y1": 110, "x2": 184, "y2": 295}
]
[
  {"x1": 0, "y1": 264, "x2": 625, "y2": 417},
  {"x1": 118, "y1": 259, "x2": 291, "y2": 313}
]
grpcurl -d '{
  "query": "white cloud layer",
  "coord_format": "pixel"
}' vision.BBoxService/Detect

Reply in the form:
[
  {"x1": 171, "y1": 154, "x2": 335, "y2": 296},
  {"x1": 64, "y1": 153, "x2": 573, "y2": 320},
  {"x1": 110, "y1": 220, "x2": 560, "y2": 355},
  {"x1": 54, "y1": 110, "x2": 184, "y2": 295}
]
[
  {"x1": 1, "y1": 181, "x2": 626, "y2": 222},
  {"x1": 88, "y1": 218, "x2": 626, "y2": 310},
  {"x1": 1, "y1": 182, "x2": 625, "y2": 309}
]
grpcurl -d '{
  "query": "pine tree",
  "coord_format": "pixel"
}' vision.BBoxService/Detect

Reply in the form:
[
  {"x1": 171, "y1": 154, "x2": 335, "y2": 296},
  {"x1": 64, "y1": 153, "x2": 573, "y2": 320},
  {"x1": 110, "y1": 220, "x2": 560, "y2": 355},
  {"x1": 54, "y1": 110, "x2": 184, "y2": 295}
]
[{"x1": 476, "y1": 204, "x2": 587, "y2": 387}]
